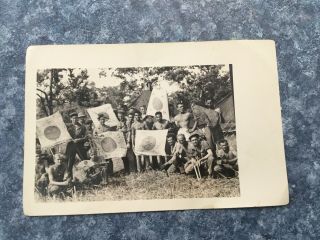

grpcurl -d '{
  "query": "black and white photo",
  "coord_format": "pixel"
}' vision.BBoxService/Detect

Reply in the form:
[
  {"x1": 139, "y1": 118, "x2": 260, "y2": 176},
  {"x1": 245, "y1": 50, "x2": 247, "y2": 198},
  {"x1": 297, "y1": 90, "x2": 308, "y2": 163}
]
[
  {"x1": 23, "y1": 41, "x2": 288, "y2": 215},
  {"x1": 34, "y1": 65, "x2": 239, "y2": 202}
]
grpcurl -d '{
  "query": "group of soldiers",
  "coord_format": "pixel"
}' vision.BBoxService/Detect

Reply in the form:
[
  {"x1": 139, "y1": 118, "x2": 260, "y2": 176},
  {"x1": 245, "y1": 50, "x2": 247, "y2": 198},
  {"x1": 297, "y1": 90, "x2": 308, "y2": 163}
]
[{"x1": 35, "y1": 101, "x2": 238, "y2": 198}]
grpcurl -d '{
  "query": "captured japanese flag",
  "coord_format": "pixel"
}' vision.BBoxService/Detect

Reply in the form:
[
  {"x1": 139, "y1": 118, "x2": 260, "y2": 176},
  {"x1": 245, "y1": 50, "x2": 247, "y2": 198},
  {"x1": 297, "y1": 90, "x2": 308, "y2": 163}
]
[
  {"x1": 36, "y1": 112, "x2": 72, "y2": 149},
  {"x1": 87, "y1": 104, "x2": 120, "y2": 128},
  {"x1": 134, "y1": 129, "x2": 168, "y2": 156},
  {"x1": 93, "y1": 131, "x2": 127, "y2": 159},
  {"x1": 146, "y1": 87, "x2": 169, "y2": 120}
]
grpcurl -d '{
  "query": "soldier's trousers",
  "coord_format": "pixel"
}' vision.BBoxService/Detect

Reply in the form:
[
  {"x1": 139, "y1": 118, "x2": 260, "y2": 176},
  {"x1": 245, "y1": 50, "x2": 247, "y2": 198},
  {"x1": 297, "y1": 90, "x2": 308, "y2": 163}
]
[
  {"x1": 185, "y1": 156, "x2": 214, "y2": 176},
  {"x1": 65, "y1": 142, "x2": 86, "y2": 176}
]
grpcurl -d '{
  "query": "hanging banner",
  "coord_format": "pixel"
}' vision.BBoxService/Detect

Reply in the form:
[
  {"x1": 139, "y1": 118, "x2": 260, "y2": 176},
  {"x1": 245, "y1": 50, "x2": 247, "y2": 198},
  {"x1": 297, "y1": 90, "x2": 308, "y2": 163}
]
[
  {"x1": 36, "y1": 112, "x2": 72, "y2": 149},
  {"x1": 146, "y1": 87, "x2": 169, "y2": 120},
  {"x1": 87, "y1": 104, "x2": 119, "y2": 128},
  {"x1": 134, "y1": 129, "x2": 168, "y2": 156},
  {"x1": 93, "y1": 131, "x2": 127, "y2": 159}
]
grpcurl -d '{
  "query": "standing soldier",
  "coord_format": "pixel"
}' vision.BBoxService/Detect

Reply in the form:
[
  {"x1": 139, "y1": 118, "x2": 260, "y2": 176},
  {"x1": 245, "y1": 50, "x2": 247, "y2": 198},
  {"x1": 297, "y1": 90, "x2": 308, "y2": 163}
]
[
  {"x1": 93, "y1": 112, "x2": 115, "y2": 175},
  {"x1": 93, "y1": 112, "x2": 114, "y2": 135},
  {"x1": 132, "y1": 111, "x2": 151, "y2": 172},
  {"x1": 78, "y1": 111, "x2": 87, "y2": 126},
  {"x1": 139, "y1": 105, "x2": 147, "y2": 120},
  {"x1": 174, "y1": 102, "x2": 197, "y2": 141},
  {"x1": 116, "y1": 109, "x2": 130, "y2": 174},
  {"x1": 152, "y1": 111, "x2": 170, "y2": 167},
  {"x1": 65, "y1": 112, "x2": 87, "y2": 177}
]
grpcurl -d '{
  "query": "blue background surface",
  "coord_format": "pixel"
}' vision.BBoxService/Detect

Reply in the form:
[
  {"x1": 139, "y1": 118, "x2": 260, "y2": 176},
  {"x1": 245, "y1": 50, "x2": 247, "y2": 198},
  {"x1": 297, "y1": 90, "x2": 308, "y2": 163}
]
[{"x1": 0, "y1": 0, "x2": 319, "y2": 239}]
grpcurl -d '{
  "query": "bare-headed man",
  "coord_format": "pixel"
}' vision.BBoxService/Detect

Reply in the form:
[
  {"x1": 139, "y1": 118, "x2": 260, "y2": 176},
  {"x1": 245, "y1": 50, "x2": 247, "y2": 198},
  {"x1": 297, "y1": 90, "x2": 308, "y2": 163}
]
[
  {"x1": 214, "y1": 139, "x2": 238, "y2": 178},
  {"x1": 131, "y1": 111, "x2": 151, "y2": 172},
  {"x1": 153, "y1": 111, "x2": 170, "y2": 166},
  {"x1": 48, "y1": 154, "x2": 72, "y2": 197},
  {"x1": 162, "y1": 134, "x2": 190, "y2": 174},
  {"x1": 139, "y1": 105, "x2": 147, "y2": 120},
  {"x1": 174, "y1": 102, "x2": 197, "y2": 141}
]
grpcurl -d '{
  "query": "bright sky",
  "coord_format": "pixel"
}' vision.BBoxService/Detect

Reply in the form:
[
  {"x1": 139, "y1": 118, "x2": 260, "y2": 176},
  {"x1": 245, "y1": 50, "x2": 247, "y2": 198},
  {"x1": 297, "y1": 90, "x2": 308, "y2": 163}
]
[
  {"x1": 86, "y1": 68, "x2": 183, "y2": 94},
  {"x1": 66, "y1": 65, "x2": 229, "y2": 95}
]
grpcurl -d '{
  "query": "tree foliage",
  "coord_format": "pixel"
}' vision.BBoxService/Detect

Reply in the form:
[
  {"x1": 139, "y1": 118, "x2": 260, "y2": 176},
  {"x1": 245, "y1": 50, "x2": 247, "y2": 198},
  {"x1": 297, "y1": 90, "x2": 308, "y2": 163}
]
[
  {"x1": 36, "y1": 66, "x2": 232, "y2": 118},
  {"x1": 103, "y1": 65, "x2": 232, "y2": 108},
  {"x1": 36, "y1": 69, "x2": 92, "y2": 117}
]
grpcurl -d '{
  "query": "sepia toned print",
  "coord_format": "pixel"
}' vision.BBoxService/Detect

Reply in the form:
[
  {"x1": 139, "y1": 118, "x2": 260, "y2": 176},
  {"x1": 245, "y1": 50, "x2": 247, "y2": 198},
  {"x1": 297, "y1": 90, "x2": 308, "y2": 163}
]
[
  {"x1": 24, "y1": 41, "x2": 288, "y2": 216},
  {"x1": 34, "y1": 65, "x2": 239, "y2": 202}
]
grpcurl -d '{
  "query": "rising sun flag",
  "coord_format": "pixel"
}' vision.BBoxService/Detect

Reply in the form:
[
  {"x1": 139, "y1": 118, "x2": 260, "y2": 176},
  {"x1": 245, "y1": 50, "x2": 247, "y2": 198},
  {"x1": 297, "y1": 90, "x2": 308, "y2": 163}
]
[
  {"x1": 36, "y1": 111, "x2": 72, "y2": 149},
  {"x1": 134, "y1": 129, "x2": 168, "y2": 156},
  {"x1": 93, "y1": 131, "x2": 127, "y2": 159},
  {"x1": 146, "y1": 87, "x2": 169, "y2": 120},
  {"x1": 87, "y1": 104, "x2": 120, "y2": 128}
]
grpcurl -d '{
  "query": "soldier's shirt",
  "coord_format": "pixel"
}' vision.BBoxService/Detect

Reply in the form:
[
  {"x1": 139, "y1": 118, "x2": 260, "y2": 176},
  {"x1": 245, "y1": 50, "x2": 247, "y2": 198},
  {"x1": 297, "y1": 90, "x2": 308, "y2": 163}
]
[
  {"x1": 67, "y1": 123, "x2": 86, "y2": 139},
  {"x1": 117, "y1": 119, "x2": 128, "y2": 133},
  {"x1": 187, "y1": 140, "x2": 211, "y2": 158},
  {"x1": 93, "y1": 124, "x2": 115, "y2": 135}
]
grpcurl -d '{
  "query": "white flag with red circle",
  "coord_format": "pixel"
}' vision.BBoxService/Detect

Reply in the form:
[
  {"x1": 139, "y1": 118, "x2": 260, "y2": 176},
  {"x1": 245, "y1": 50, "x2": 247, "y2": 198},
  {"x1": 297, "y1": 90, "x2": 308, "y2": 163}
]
[
  {"x1": 36, "y1": 112, "x2": 72, "y2": 149},
  {"x1": 134, "y1": 129, "x2": 168, "y2": 156},
  {"x1": 87, "y1": 104, "x2": 120, "y2": 128},
  {"x1": 146, "y1": 87, "x2": 169, "y2": 120},
  {"x1": 93, "y1": 131, "x2": 127, "y2": 159}
]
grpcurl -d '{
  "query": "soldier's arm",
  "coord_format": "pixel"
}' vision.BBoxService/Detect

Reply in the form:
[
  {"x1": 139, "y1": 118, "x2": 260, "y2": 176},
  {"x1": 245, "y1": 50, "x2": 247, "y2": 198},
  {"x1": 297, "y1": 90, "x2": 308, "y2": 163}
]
[
  {"x1": 174, "y1": 115, "x2": 180, "y2": 128},
  {"x1": 189, "y1": 113, "x2": 198, "y2": 133},
  {"x1": 48, "y1": 167, "x2": 69, "y2": 186},
  {"x1": 199, "y1": 149, "x2": 213, "y2": 164}
]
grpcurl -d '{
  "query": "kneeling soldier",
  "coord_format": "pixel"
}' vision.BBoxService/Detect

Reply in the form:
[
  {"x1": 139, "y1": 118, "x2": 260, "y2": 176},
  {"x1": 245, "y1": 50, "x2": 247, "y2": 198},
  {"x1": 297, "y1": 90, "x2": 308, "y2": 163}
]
[
  {"x1": 184, "y1": 133, "x2": 215, "y2": 177},
  {"x1": 48, "y1": 154, "x2": 73, "y2": 197},
  {"x1": 214, "y1": 139, "x2": 238, "y2": 178}
]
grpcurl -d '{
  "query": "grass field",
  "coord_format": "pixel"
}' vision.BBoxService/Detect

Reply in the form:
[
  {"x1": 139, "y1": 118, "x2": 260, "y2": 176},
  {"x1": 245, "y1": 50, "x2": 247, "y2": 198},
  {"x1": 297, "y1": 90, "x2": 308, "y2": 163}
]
[
  {"x1": 36, "y1": 133, "x2": 239, "y2": 202},
  {"x1": 36, "y1": 170, "x2": 240, "y2": 202}
]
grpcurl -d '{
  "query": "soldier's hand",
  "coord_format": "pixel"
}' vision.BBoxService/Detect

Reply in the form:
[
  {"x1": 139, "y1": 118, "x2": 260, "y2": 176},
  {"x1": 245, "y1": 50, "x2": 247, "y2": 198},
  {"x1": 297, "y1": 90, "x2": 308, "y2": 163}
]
[{"x1": 217, "y1": 160, "x2": 222, "y2": 165}]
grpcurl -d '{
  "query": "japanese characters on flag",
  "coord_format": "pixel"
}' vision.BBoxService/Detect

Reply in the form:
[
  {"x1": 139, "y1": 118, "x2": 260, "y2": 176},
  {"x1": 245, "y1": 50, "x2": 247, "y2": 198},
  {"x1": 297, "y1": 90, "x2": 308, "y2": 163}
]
[
  {"x1": 134, "y1": 129, "x2": 168, "y2": 156},
  {"x1": 36, "y1": 111, "x2": 72, "y2": 149},
  {"x1": 93, "y1": 131, "x2": 127, "y2": 159},
  {"x1": 146, "y1": 87, "x2": 169, "y2": 120},
  {"x1": 87, "y1": 104, "x2": 120, "y2": 128}
]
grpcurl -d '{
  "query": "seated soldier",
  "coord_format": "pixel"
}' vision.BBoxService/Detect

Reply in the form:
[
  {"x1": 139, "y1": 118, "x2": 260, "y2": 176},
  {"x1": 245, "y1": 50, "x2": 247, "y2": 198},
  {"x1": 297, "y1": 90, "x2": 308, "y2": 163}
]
[
  {"x1": 162, "y1": 134, "x2": 190, "y2": 174},
  {"x1": 35, "y1": 141, "x2": 53, "y2": 195},
  {"x1": 47, "y1": 154, "x2": 73, "y2": 197},
  {"x1": 35, "y1": 154, "x2": 50, "y2": 196},
  {"x1": 184, "y1": 133, "x2": 215, "y2": 177},
  {"x1": 214, "y1": 139, "x2": 238, "y2": 178}
]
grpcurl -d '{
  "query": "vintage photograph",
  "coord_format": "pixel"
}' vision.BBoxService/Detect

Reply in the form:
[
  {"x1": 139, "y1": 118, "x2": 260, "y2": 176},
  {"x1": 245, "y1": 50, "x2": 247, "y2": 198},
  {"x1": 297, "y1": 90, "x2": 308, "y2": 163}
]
[{"x1": 34, "y1": 64, "x2": 239, "y2": 202}]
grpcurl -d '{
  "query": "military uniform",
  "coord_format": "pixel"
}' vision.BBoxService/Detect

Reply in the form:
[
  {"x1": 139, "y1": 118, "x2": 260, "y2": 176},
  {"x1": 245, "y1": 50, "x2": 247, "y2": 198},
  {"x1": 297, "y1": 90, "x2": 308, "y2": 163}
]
[
  {"x1": 185, "y1": 140, "x2": 214, "y2": 175},
  {"x1": 65, "y1": 123, "x2": 87, "y2": 176}
]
